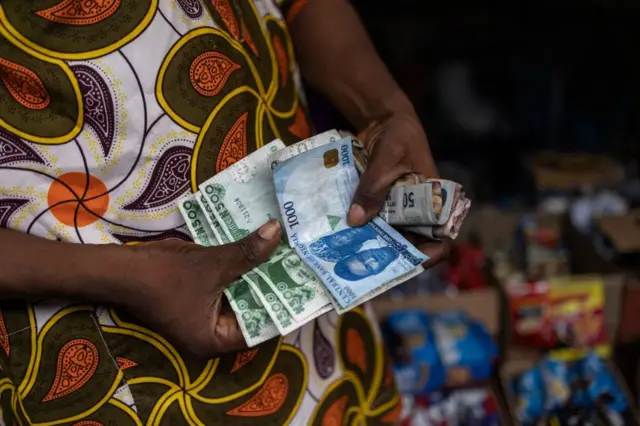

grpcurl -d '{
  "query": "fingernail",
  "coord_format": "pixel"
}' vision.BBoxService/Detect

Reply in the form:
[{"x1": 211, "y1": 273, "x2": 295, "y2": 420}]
[
  {"x1": 348, "y1": 204, "x2": 366, "y2": 226},
  {"x1": 258, "y1": 220, "x2": 281, "y2": 240}
]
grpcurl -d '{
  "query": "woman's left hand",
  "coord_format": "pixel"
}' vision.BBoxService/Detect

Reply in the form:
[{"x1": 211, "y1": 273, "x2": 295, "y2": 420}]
[{"x1": 347, "y1": 113, "x2": 451, "y2": 268}]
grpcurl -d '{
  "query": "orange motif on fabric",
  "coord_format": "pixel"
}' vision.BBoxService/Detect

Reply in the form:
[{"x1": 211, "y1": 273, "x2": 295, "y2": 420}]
[
  {"x1": 226, "y1": 373, "x2": 288, "y2": 416},
  {"x1": 242, "y1": 23, "x2": 259, "y2": 57},
  {"x1": 321, "y1": 395, "x2": 349, "y2": 426},
  {"x1": 272, "y1": 35, "x2": 288, "y2": 88},
  {"x1": 231, "y1": 348, "x2": 259, "y2": 373},
  {"x1": 190, "y1": 52, "x2": 240, "y2": 97},
  {"x1": 346, "y1": 328, "x2": 367, "y2": 373},
  {"x1": 288, "y1": 107, "x2": 311, "y2": 140},
  {"x1": 43, "y1": 339, "x2": 99, "y2": 402},
  {"x1": 212, "y1": 0, "x2": 240, "y2": 39},
  {"x1": 0, "y1": 313, "x2": 9, "y2": 357},
  {"x1": 116, "y1": 356, "x2": 137, "y2": 371},
  {"x1": 217, "y1": 112, "x2": 248, "y2": 172},
  {"x1": 0, "y1": 57, "x2": 50, "y2": 110},
  {"x1": 35, "y1": 0, "x2": 121, "y2": 25}
]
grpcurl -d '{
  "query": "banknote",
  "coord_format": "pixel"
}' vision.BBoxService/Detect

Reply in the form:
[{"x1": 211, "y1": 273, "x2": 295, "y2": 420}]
[
  {"x1": 195, "y1": 191, "x2": 300, "y2": 334},
  {"x1": 380, "y1": 180, "x2": 459, "y2": 226},
  {"x1": 332, "y1": 265, "x2": 424, "y2": 314},
  {"x1": 268, "y1": 130, "x2": 341, "y2": 171},
  {"x1": 404, "y1": 197, "x2": 471, "y2": 240},
  {"x1": 274, "y1": 137, "x2": 427, "y2": 308},
  {"x1": 225, "y1": 276, "x2": 280, "y2": 347},
  {"x1": 178, "y1": 194, "x2": 280, "y2": 345},
  {"x1": 199, "y1": 142, "x2": 333, "y2": 321},
  {"x1": 178, "y1": 194, "x2": 219, "y2": 246}
]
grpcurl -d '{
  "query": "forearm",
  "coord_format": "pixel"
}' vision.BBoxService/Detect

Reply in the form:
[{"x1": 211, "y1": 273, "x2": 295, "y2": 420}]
[
  {"x1": 288, "y1": 0, "x2": 415, "y2": 129},
  {"x1": 0, "y1": 228, "x2": 140, "y2": 302}
]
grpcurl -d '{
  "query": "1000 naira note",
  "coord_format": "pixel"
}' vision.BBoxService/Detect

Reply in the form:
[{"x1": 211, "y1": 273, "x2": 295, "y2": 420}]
[
  {"x1": 178, "y1": 195, "x2": 279, "y2": 346},
  {"x1": 273, "y1": 137, "x2": 427, "y2": 309},
  {"x1": 198, "y1": 142, "x2": 333, "y2": 323}
]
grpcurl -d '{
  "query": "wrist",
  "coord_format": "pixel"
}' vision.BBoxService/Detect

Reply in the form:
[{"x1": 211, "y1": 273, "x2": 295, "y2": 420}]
[{"x1": 16, "y1": 238, "x2": 144, "y2": 304}]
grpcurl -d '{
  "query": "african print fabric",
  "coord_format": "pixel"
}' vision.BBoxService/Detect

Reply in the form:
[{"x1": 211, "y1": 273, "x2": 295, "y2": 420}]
[{"x1": 0, "y1": 0, "x2": 402, "y2": 424}]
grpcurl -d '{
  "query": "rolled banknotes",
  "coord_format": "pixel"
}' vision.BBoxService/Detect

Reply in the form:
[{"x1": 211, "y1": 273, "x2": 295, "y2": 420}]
[
  {"x1": 273, "y1": 136, "x2": 427, "y2": 309},
  {"x1": 351, "y1": 135, "x2": 470, "y2": 239}
]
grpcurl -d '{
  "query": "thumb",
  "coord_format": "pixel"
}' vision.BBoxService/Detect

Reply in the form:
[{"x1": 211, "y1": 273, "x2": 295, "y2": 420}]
[
  {"x1": 348, "y1": 157, "x2": 406, "y2": 227},
  {"x1": 222, "y1": 220, "x2": 282, "y2": 280}
]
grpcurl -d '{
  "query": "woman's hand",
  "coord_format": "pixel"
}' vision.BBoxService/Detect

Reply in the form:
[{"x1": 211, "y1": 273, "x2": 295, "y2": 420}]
[
  {"x1": 348, "y1": 113, "x2": 451, "y2": 268},
  {"x1": 121, "y1": 220, "x2": 282, "y2": 358}
]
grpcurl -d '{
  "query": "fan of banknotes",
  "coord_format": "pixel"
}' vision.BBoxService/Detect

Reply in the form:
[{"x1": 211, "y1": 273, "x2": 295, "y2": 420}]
[{"x1": 177, "y1": 130, "x2": 471, "y2": 346}]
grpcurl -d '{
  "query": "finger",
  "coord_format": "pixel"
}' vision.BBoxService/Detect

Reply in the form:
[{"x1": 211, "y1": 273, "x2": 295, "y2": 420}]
[
  {"x1": 220, "y1": 220, "x2": 282, "y2": 282},
  {"x1": 212, "y1": 298, "x2": 247, "y2": 353},
  {"x1": 348, "y1": 154, "x2": 408, "y2": 227}
]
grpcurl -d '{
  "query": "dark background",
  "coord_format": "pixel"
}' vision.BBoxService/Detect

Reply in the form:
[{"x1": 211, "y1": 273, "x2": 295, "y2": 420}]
[{"x1": 309, "y1": 0, "x2": 640, "y2": 204}]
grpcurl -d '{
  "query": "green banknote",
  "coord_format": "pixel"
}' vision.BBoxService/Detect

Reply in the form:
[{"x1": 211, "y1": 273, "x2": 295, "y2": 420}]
[
  {"x1": 194, "y1": 192, "x2": 303, "y2": 335},
  {"x1": 199, "y1": 141, "x2": 334, "y2": 321},
  {"x1": 178, "y1": 194, "x2": 280, "y2": 346}
]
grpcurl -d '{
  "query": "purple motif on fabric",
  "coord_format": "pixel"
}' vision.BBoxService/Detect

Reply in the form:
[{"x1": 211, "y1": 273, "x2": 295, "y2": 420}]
[
  {"x1": 72, "y1": 65, "x2": 116, "y2": 157},
  {"x1": 123, "y1": 146, "x2": 192, "y2": 211},
  {"x1": 0, "y1": 199, "x2": 29, "y2": 228},
  {"x1": 313, "y1": 321, "x2": 335, "y2": 379},
  {"x1": 112, "y1": 229, "x2": 193, "y2": 244},
  {"x1": 0, "y1": 129, "x2": 45, "y2": 166},
  {"x1": 176, "y1": 0, "x2": 203, "y2": 18}
]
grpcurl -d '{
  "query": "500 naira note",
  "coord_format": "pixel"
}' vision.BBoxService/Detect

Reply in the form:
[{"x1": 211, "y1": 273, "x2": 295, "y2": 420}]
[
  {"x1": 178, "y1": 195, "x2": 279, "y2": 346},
  {"x1": 198, "y1": 141, "x2": 333, "y2": 323}
]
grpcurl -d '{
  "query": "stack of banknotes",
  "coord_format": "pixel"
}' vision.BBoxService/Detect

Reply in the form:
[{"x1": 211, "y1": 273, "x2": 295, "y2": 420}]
[{"x1": 177, "y1": 130, "x2": 471, "y2": 346}]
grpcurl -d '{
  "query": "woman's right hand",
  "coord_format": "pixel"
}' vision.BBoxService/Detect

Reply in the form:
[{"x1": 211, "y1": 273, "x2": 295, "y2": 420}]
[{"x1": 118, "y1": 220, "x2": 282, "y2": 358}]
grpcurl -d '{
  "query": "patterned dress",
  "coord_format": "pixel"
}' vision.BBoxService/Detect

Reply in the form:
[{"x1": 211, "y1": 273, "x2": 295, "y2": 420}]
[{"x1": 0, "y1": 0, "x2": 402, "y2": 424}]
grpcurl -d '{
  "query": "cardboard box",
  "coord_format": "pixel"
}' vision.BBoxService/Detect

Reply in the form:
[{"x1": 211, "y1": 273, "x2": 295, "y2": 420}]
[
  {"x1": 530, "y1": 152, "x2": 625, "y2": 191},
  {"x1": 566, "y1": 212, "x2": 640, "y2": 343}
]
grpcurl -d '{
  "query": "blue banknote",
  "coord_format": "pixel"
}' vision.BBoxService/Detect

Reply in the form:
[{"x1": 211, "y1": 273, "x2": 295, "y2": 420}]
[{"x1": 273, "y1": 137, "x2": 427, "y2": 308}]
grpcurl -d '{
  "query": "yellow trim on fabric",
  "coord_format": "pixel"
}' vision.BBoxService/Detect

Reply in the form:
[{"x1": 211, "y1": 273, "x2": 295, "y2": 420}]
[
  {"x1": 109, "y1": 308, "x2": 190, "y2": 387},
  {"x1": 148, "y1": 388, "x2": 182, "y2": 426},
  {"x1": 156, "y1": 27, "x2": 267, "y2": 134},
  {"x1": 27, "y1": 371, "x2": 123, "y2": 426},
  {"x1": 186, "y1": 337, "x2": 282, "y2": 404},
  {"x1": 0, "y1": 1, "x2": 158, "y2": 61},
  {"x1": 17, "y1": 306, "x2": 37, "y2": 397},
  {"x1": 19, "y1": 305, "x2": 91, "y2": 399},
  {"x1": 190, "y1": 85, "x2": 263, "y2": 191},
  {"x1": 108, "y1": 398, "x2": 143, "y2": 426},
  {"x1": 0, "y1": 23, "x2": 84, "y2": 145},
  {"x1": 263, "y1": 15, "x2": 298, "y2": 119},
  {"x1": 280, "y1": 345, "x2": 309, "y2": 426}
]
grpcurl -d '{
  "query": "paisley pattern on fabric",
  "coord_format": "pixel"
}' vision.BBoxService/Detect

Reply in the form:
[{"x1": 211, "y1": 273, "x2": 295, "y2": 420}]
[
  {"x1": 0, "y1": 26, "x2": 83, "y2": 144},
  {"x1": 72, "y1": 65, "x2": 116, "y2": 157},
  {"x1": 0, "y1": 129, "x2": 45, "y2": 166},
  {"x1": 123, "y1": 146, "x2": 193, "y2": 211},
  {"x1": 0, "y1": 198, "x2": 29, "y2": 228},
  {"x1": 0, "y1": 57, "x2": 51, "y2": 110},
  {"x1": 0, "y1": 0, "x2": 398, "y2": 424},
  {"x1": 43, "y1": 339, "x2": 100, "y2": 402},
  {"x1": 35, "y1": 0, "x2": 122, "y2": 26},
  {"x1": 175, "y1": 0, "x2": 204, "y2": 19}
]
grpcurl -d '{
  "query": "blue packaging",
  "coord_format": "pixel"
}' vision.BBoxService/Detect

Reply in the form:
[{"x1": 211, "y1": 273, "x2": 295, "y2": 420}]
[
  {"x1": 512, "y1": 366, "x2": 545, "y2": 425},
  {"x1": 431, "y1": 311, "x2": 498, "y2": 386},
  {"x1": 384, "y1": 311, "x2": 445, "y2": 394},
  {"x1": 582, "y1": 351, "x2": 628, "y2": 413}
]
